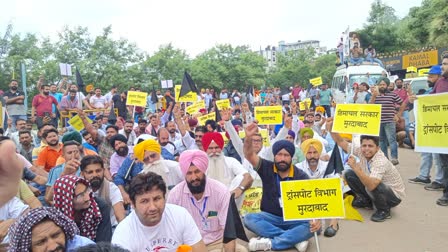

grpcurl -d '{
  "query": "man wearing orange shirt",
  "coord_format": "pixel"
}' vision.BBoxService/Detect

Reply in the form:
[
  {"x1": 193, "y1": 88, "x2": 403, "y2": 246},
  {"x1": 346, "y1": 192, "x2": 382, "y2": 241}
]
[{"x1": 36, "y1": 128, "x2": 63, "y2": 172}]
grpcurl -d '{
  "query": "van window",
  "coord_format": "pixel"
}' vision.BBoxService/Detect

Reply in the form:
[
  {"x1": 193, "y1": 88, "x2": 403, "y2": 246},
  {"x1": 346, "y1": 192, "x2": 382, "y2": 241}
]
[
  {"x1": 349, "y1": 74, "x2": 382, "y2": 87},
  {"x1": 410, "y1": 80, "x2": 428, "y2": 94}
]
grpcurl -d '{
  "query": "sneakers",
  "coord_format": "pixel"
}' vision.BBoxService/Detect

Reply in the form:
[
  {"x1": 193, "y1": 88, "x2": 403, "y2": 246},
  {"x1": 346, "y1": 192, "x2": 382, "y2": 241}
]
[
  {"x1": 424, "y1": 181, "x2": 445, "y2": 191},
  {"x1": 390, "y1": 159, "x2": 399, "y2": 165},
  {"x1": 436, "y1": 195, "x2": 448, "y2": 206},
  {"x1": 408, "y1": 177, "x2": 431, "y2": 185},
  {"x1": 294, "y1": 240, "x2": 309, "y2": 252},
  {"x1": 370, "y1": 209, "x2": 391, "y2": 222},
  {"x1": 352, "y1": 196, "x2": 373, "y2": 209},
  {"x1": 248, "y1": 237, "x2": 272, "y2": 251}
]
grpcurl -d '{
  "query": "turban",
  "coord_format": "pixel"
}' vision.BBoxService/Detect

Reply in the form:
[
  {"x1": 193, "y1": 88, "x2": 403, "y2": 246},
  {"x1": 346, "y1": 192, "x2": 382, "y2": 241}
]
[
  {"x1": 109, "y1": 134, "x2": 128, "y2": 147},
  {"x1": 62, "y1": 131, "x2": 82, "y2": 145},
  {"x1": 134, "y1": 139, "x2": 161, "y2": 162},
  {"x1": 179, "y1": 150, "x2": 209, "y2": 176},
  {"x1": 188, "y1": 118, "x2": 198, "y2": 127},
  {"x1": 272, "y1": 140, "x2": 295, "y2": 157},
  {"x1": 287, "y1": 130, "x2": 296, "y2": 139},
  {"x1": 300, "y1": 128, "x2": 314, "y2": 138},
  {"x1": 301, "y1": 139, "x2": 323, "y2": 155},
  {"x1": 53, "y1": 175, "x2": 101, "y2": 241},
  {"x1": 202, "y1": 132, "x2": 224, "y2": 151},
  {"x1": 315, "y1": 106, "x2": 325, "y2": 114},
  {"x1": 8, "y1": 207, "x2": 80, "y2": 252},
  {"x1": 377, "y1": 77, "x2": 390, "y2": 86},
  {"x1": 231, "y1": 119, "x2": 243, "y2": 127},
  {"x1": 339, "y1": 133, "x2": 353, "y2": 141}
]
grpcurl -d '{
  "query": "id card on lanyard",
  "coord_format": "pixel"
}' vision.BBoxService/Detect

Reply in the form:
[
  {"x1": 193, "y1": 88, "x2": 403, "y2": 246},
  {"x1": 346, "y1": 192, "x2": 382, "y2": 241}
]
[{"x1": 190, "y1": 197, "x2": 211, "y2": 230}]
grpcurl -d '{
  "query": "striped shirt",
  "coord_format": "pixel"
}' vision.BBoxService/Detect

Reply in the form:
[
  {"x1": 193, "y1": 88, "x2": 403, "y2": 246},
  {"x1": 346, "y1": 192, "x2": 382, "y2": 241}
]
[{"x1": 374, "y1": 92, "x2": 402, "y2": 123}]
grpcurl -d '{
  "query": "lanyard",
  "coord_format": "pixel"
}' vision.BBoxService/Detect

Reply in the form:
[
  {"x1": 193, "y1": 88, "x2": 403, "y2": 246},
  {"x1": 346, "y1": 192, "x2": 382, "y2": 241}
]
[
  {"x1": 190, "y1": 197, "x2": 208, "y2": 220},
  {"x1": 276, "y1": 174, "x2": 290, "y2": 197},
  {"x1": 366, "y1": 162, "x2": 371, "y2": 173}
]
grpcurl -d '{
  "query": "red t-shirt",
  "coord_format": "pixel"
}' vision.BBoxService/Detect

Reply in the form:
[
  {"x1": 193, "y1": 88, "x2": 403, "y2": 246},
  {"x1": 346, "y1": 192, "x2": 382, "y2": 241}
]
[{"x1": 32, "y1": 94, "x2": 58, "y2": 116}]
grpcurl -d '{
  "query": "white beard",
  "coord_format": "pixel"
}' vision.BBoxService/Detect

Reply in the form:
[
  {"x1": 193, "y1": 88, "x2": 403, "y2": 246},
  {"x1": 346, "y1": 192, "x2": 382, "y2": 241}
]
[
  {"x1": 206, "y1": 153, "x2": 231, "y2": 187},
  {"x1": 142, "y1": 160, "x2": 168, "y2": 183}
]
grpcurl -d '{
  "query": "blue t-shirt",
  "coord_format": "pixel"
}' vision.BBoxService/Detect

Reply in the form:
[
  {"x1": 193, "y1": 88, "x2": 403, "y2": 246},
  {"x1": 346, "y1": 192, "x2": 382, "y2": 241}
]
[{"x1": 46, "y1": 164, "x2": 81, "y2": 187}]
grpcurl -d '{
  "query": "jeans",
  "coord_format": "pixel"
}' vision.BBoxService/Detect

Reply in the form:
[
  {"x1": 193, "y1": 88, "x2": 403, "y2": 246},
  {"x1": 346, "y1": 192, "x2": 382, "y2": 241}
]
[
  {"x1": 418, "y1": 153, "x2": 444, "y2": 183},
  {"x1": 379, "y1": 122, "x2": 398, "y2": 159},
  {"x1": 9, "y1": 115, "x2": 28, "y2": 132},
  {"x1": 344, "y1": 170, "x2": 401, "y2": 211},
  {"x1": 338, "y1": 51, "x2": 344, "y2": 64},
  {"x1": 350, "y1": 57, "x2": 364, "y2": 65},
  {"x1": 402, "y1": 110, "x2": 410, "y2": 130},
  {"x1": 244, "y1": 211, "x2": 313, "y2": 250},
  {"x1": 365, "y1": 53, "x2": 384, "y2": 68},
  {"x1": 36, "y1": 116, "x2": 58, "y2": 128},
  {"x1": 321, "y1": 105, "x2": 331, "y2": 117},
  {"x1": 438, "y1": 154, "x2": 448, "y2": 196}
]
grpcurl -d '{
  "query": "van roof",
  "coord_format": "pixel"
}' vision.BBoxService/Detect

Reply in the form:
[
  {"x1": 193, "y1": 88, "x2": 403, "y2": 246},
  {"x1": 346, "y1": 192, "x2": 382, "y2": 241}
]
[
  {"x1": 335, "y1": 63, "x2": 387, "y2": 75},
  {"x1": 404, "y1": 77, "x2": 427, "y2": 82}
]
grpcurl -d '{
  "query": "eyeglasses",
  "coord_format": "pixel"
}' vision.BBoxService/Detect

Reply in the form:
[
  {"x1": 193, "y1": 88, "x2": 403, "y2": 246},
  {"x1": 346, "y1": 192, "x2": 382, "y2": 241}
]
[{"x1": 74, "y1": 187, "x2": 92, "y2": 200}]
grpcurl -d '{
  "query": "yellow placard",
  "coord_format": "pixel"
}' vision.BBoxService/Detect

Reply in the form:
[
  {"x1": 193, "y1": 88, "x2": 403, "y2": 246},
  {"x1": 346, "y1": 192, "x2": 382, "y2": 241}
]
[
  {"x1": 238, "y1": 131, "x2": 246, "y2": 139},
  {"x1": 406, "y1": 66, "x2": 417, "y2": 73},
  {"x1": 299, "y1": 98, "x2": 311, "y2": 111},
  {"x1": 418, "y1": 68, "x2": 430, "y2": 76},
  {"x1": 216, "y1": 99, "x2": 230, "y2": 110},
  {"x1": 402, "y1": 50, "x2": 438, "y2": 69},
  {"x1": 281, "y1": 178, "x2": 345, "y2": 220},
  {"x1": 175, "y1": 85, "x2": 197, "y2": 102},
  {"x1": 332, "y1": 104, "x2": 381, "y2": 136},
  {"x1": 197, "y1": 112, "x2": 216, "y2": 126},
  {"x1": 254, "y1": 106, "x2": 283, "y2": 125},
  {"x1": 259, "y1": 128, "x2": 270, "y2": 147},
  {"x1": 221, "y1": 132, "x2": 229, "y2": 145},
  {"x1": 186, "y1": 101, "x2": 205, "y2": 115},
  {"x1": 415, "y1": 93, "x2": 448, "y2": 153},
  {"x1": 241, "y1": 187, "x2": 263, "y2": 215},
  {"x1": 309, "y1": 77, "x2": 323, "y2": 86},
  {"x1": 67, "y1": 115, "x2": 92, "y2": 131},
  {"x1": 126, "y1": 91, "x2": 148, "y2": 107}
]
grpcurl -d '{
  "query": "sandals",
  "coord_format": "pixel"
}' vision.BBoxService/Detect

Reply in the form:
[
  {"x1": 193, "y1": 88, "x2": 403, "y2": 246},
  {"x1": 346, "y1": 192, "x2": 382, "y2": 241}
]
[{"x1": 324, "y1": 223, "x2": 339, "y2": 237}]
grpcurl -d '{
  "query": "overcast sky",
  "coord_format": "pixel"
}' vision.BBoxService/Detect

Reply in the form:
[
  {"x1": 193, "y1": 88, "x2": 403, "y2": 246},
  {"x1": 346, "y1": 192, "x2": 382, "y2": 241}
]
[{"x1": 1, "y1": 0, "x2": 423, "y2": 57}]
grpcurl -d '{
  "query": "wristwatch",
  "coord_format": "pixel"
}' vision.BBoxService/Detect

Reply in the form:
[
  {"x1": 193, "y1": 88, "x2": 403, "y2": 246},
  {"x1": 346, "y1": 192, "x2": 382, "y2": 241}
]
[{"x1": 238, "y1": 185, "x2": 245, "y2": 191}]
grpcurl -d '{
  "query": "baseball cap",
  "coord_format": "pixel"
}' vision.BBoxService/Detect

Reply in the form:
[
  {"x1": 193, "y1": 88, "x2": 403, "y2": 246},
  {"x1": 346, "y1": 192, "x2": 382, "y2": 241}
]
[{"x1": 428, "y1": 65, "x2": 442, "y2": 75}]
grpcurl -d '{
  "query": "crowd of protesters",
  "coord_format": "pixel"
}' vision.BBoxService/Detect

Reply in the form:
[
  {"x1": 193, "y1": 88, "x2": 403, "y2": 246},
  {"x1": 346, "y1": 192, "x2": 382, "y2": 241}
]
[{"x1": 0, "y1": 55, "x2": 447, "y2": 252}]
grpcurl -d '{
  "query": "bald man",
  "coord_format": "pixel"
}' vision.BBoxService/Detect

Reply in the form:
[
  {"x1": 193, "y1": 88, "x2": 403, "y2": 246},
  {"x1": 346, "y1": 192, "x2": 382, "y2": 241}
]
[{"x1": 168, "y1": 150, "x2": 245, "y2": 252}]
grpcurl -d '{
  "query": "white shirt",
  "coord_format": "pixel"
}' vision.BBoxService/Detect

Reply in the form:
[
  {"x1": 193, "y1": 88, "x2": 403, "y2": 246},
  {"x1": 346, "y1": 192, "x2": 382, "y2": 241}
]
[
  {"x1": 119, "y1": 129, "x2": 137, "y2": 146},
  {"x1": 296, "y1": 160, "x2": 330, "y2": 179},
  {"x1": 112, "y1": 204, "x2": 202, "y2": 252},
  {"x1": 206, "y1": 156, "x2": 248, "y2": 191},
  {"x1": 0, "y1": 197, "x2": 28, "y2": 221},
  {"x1": 140, "y1": 160, "x2": 183, "y2": 190},
  {"x1": 90, "y1": 95, "x2": 108, "y2": 109},
  {"x1": 94, "y1": 182, "x2": 123, "y2": 226}
]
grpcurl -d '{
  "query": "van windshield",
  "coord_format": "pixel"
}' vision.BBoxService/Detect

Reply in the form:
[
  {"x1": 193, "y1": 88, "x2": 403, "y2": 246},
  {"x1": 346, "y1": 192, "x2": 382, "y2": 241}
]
[{"x1": 349, "y1": 74, "x2": 383, "y2": 88}]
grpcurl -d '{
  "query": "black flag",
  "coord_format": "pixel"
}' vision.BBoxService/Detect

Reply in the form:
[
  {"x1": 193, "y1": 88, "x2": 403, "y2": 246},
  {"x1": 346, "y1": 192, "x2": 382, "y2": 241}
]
[
  {"x1": 215, "y1": 104, "x2": 222, "y2": 122},
  {"x1": 151, "y1": 88, "x2": 158, "y2": 104},
  {"x1": 76, "y1": 68, "x2": 84, "y2": 90},
  {"x1": 324, "y1": 145, "x2": 345, "y2": 176},
  {"x1": 223, "y1": 194, "x2": 249, "y2": 243},
  {"x1": 107, "y1": 105, "x2": 117, "y2": 125},
  {"x1": 180, "y1": 71, "x2": 199, "y2": 97}
]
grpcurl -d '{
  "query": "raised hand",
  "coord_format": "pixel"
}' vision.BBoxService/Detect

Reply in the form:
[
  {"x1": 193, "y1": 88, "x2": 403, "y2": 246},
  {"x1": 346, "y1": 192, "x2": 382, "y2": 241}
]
[{"x1": 244, "y1": 122, "x2": 259, "y2": 138}]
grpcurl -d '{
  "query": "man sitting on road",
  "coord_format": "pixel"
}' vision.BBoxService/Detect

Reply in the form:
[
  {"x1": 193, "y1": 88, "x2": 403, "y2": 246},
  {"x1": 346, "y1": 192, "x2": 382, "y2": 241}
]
[
  {"x1": 329, "y1": 118, "x2": 405, "y2": 222},
  {"x1": 243, "y1": 122, "x2": 320, "y2": 251}
]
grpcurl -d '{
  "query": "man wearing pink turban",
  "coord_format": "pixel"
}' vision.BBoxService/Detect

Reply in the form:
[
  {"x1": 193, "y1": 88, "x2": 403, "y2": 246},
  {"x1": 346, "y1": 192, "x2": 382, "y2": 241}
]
[{"x1": 168, "y1": 150, "x2": 245, "y2": 252}]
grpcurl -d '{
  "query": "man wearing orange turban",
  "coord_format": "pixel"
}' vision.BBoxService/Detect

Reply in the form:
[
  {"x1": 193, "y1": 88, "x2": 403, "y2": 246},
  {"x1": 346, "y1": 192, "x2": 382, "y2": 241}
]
[
  {"x1": 201, "y1": 132, "x2": 253, "y2": 201},
  {"x1": 133, "y1": 139, "x2": 182, "y2": 190}
]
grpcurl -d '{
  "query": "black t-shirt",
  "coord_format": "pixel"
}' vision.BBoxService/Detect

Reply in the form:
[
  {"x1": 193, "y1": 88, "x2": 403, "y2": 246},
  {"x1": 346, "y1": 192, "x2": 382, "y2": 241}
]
[{"x1": 256, "y1": 158, "x2": 309, "y2": 217}]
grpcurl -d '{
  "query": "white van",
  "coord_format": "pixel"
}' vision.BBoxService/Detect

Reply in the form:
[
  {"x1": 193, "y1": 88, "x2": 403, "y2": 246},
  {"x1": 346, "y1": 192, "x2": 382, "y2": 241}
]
[
  {"x1": 403, "y1": 77, "x2": 428, "y2": 95},
  {"x1": 331, "y1": 63, "x2": 388, "y2": 104}
]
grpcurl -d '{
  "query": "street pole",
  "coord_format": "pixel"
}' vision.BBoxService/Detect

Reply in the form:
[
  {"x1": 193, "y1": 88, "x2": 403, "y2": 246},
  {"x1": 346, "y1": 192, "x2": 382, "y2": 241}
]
[{"x1": 20, "y1": 62, "x2": 28, "y2": 112}]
